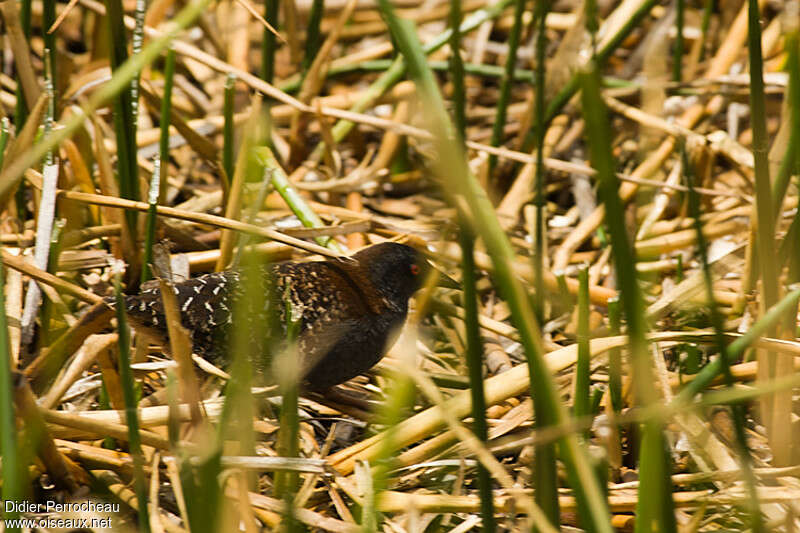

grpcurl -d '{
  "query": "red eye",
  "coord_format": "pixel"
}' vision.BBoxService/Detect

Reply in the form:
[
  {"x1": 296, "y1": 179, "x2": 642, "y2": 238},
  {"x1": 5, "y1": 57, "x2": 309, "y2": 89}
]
[{"x1": 410, "y1": 264, "x2": 420, "y2": 275}]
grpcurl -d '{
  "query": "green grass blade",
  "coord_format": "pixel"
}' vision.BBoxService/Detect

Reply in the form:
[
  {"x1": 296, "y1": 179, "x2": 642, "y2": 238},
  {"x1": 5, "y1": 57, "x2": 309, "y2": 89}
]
[
  {"x1": 223, "y1": 73, "x2": 236, "y2": 189},
  {"x1": 261, "y1": 0, "x2": 279, "y2": 82},
  {"x1": 158, "y1": 46, "x2": 176, "y2": 202},
  {"x1": 488, "y1": 0, "x2": 525, "y2": 174},
  {"x1": 303, "y1": 0, "x2": 325, "y2": 72},
  {"x1": 0, "y1": 258, "x2": 23, "y2": 533},
  {"x1": 580, "y1": 65, "x2": 674, "y2": 533},
  {"x1": 574, "y1": 265, "x2": 591, "y2": 427},
  {"x1": 683, "y1": 145, "x2": 763, "y2": 532},
  {"x1": 113, "y1": 270, "x2": 151, "y2": 533},
  {"x1": 673, "y1": 0, "x2": 684, "y2": 82},
  {"x1": 140, "y1": 159, "x2": 160, "y2": 283},
  {"x1": 105, "y1": 0, "x2": 141, "y2": 240}
]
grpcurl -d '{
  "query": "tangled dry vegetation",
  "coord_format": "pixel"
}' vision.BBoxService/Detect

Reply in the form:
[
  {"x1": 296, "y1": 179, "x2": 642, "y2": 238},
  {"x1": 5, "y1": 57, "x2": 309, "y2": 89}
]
[{"x1": 1, "y1": 0, "x2": 800, "y2": 531}]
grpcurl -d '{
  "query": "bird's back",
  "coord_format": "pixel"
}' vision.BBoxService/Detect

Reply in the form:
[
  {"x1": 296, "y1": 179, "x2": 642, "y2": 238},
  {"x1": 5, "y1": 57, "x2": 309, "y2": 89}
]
[{"x1": 122, "y1": 258, "x2": 406, "y2": 389}]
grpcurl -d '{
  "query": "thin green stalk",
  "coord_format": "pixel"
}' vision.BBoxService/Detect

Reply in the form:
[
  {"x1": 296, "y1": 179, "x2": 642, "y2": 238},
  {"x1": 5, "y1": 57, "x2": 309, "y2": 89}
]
[
  {"x1": 0, "y1": 258, "x2": 23, "y2": 533},
  {"x1": 531, "y1": 0, "x2": 549, "y2": 321},
  {"x1": 779, "y1": 30, "x2": 800, "y2": 281},
  {"x1": 43, "y1": 0, "x2": 56, "y2": 107},
  {"x1": 531, "y1": 4, "x2": 558, "y2": 521},
  {"x1": 0, "y1": 118, "x2": 10, "y2": 166},
  {"x1": 770, "y1": 124, "x2": 797, "y2": 211},
  {"x1": 140, "y1": 159, "x2": 160, "y2": 284},
  {"x1": 274, "y1": 293, "x2": 301, "y2": 531},
  {"x1": 747, "y1": 0, "x2": 778, "y2": 307},
  {"x1": 449, "y1": 0, "x2": 466, "y2": 140},
  {"x1": 223, "y1": 73, "x2": 236, "y2": 187},
  {"x1": 303, "y1": 0, "x2": 325, "y2": 72},
  {"x1": 253, "y1": 147, "x2": 344, "y2": 253},
  {"x1": 607, "y1": 297, "x2": 622, "y2": 413},
  {"x1": 13, "y1": 0, "x2": 30, "y2": 222},
  {"x1": 574, "y1": 266, "x2": 591, "y2": 427},
  {"x1": 279, "y1": 58, "x2": 537, "y2": 93},
  {"x1": 13, "y1": 0, "x2": 32, "y2": 126},
  {"x1": 580, "y1": 66, "x2": 674, "y2": 533},
  {"x1": 166, "y1": 370, "x2": 180, "y2": 447},
  {"x1": 683, "y1": 146, "x2": 763, "y2": 532},
  {"x1": 450, "y1": 4, "x2": 493, "y2": 525},
  {"x1": 673, "y1": 0, "x2": 684, "y2": 82},
  {"x1": 262, "y1": 0, "x2": 279, "y2": 82},
  {"x1": 106, "y1": 0, "x2": 141, "y2": 240},
  {"x1": 37, "y1": 218, "x2": 66, "y2": 348},
  {"x1": 488, "y1": 0, "x2": 525, "y2": 174},
  {"x1": 131, "y1": 0, "x2": 146, "y2": 126},
  {"x1": 459, "y1": 234, "x2": 496, "y2": 531},
  {"x1": 376, "y1": 4, "x2": 612, "y2": 531},
  {"x1": 698, "y1": 0, "x2": 714, "y2": 62},
  {"x1": 113, "y1": 271, "x2": 151, "y2": 533},
  {"x1": 747, "y1": 0, "x2": 784, "y2": 463},
  {"x1": 158, "y1": 46, "x2": 176, "y2": 202},
  {"x1": 179, "y1": 450, "x2": 222, "y2": 533}
]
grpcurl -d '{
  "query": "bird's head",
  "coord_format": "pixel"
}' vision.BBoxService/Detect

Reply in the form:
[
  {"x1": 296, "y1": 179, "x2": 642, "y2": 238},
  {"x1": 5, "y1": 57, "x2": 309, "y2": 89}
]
[{"x1": 352, "y1": 242, "x2": 432, "y2": 305}]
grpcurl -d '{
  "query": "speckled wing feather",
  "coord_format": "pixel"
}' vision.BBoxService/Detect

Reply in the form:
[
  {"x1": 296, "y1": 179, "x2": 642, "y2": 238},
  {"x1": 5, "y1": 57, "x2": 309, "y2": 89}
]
[{"x1": 123, "y1": 271, "x2": 243, "y2": 360}]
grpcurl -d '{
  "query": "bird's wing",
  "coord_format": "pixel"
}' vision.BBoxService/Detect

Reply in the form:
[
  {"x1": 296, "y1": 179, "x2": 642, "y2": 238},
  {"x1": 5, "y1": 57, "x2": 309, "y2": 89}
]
[{"x1": 123, "y1": 271, "x2": 241, "y2": 344}]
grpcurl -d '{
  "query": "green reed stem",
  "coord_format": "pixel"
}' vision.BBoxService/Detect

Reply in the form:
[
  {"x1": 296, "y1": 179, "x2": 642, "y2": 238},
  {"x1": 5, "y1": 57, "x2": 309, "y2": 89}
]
[
  {"x1": 0, "y1": 119, "x2": 9, "y2": 166},
  {"x1": 607, "y1": 297, "x2": 622, "y2": 413},
  {"x1": 131, "y1": 0, "x2": 146, "y2": 126},
  {"x1": 747, "y1": 0, "x2": 778, "y2": 310},
  {"x1": 580, "y1": 65, "x2": 675, "y2": 533},
  {"x1": 784, "y1": 30, "x2": 800, "y2": 282},
  {"x1": 0, "y1": 259, "x2": 22, "y2": 533},
  {"x1": 113, "y1": 271, "x2": 151, "y2": 533},
  {"x1": 106, "y1": 0, "x2": 140, "y2": 241},
  {"x1": 158, "y1": 46, "x2": 176, "y2": 201},
  {"x1": 449, "y1": 3, "x2": 494, "y2": 526},
  {"x1": 262, "y1": 0, "x2": 279, "y2": 82},
  {"x1": 273, "y1": 294, "x2": 301, "y2": 531},
  {"x1": 574, "y1": 266, "x2": 591, "y2": 428},
  {"x1": 43, "y1": 0, "x2": 56, "y2": 106},
  {"x1": 488, "y1": 0, "x2": 525, "y2": 174},
  {"x1": 531, "y1": 0, "x2": 549, "y2": 319},
  {"x1": 223, "y1": 73, "x2": 236, "y2": 187},
  {"x1": 449, "y1": 0, "x2": 466, "y2": 139},
  {"x1": 683, "y1": 145, "x2": 763, "y2": 532},
  {"x1": 673, "y1": 0, "x2": 684, "y2": 82},
  {"x1": 303, "y1": 0, "x2": 325, "y2": 72},
  {"x1": 14, "y1": 0, "x2": 32, "y2": 127},
  {"x1": 698, "y1": 0, "x2": 713, "y2": 62},
  {"x1": 253, "y1": 147, "x2": 344, "y2": 252},
  {"x1": 140, "y1": 159, "x2": 160, "y2": 284}
]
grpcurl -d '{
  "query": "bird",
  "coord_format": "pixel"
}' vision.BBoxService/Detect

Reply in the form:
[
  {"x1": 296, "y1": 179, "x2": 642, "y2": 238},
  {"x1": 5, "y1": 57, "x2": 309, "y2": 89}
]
[{"x1": 118, "y1": 242, "x2": 435, "y2": 390}]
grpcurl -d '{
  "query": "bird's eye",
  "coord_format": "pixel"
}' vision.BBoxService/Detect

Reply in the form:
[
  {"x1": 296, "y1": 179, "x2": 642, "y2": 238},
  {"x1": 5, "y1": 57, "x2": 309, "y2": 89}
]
[{"x1": 410, "y1": 264, "x2": 420, "y2": 275}]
